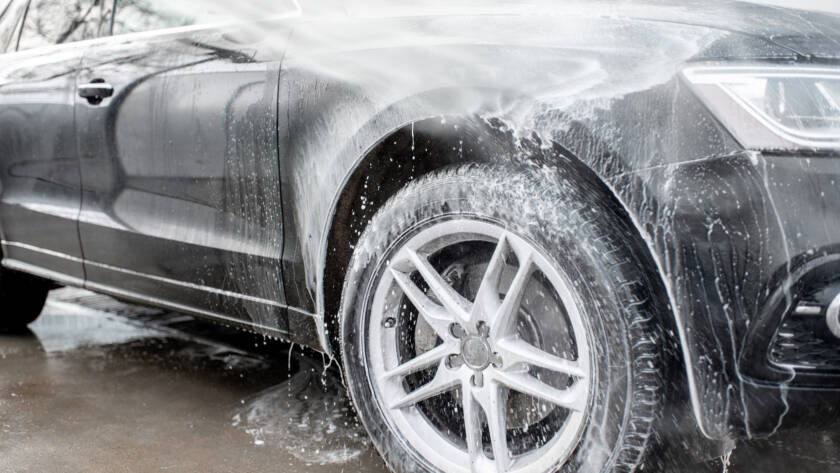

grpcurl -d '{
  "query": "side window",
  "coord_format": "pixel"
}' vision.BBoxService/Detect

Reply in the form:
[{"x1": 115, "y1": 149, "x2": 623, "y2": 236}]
[
  {"x1": 112, "y1": 0, "x2": 226, "y2": 35},
  {"x1": 0, "y1": 0, "x2": 27, "y2": 52},
  {"x1": 17, "y1": 0, "x2": 113, "y2": 51},
  {"x1": 112, "y1": 0, "x2": 299, "y2": 35}
]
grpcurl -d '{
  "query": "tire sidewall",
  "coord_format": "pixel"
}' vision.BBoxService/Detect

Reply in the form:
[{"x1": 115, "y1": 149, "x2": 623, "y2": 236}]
[{"x1": 341, "y1": 165, "x2": 660, "y2": 473}]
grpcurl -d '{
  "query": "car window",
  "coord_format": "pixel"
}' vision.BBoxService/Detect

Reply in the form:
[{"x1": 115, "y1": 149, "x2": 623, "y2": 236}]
[
  {"x1": 0, "y1": 0, "x2": 16, "y2": 51},
  {"x1": 0, "y1": 0, "x2": 26, "y2": 52},
  {"x1": 112, "y1": 0, "x2": 237, "y2": 34},
  {"x1": 17, "y1": 0, "x2": 113, "y2": 51},
  {"x1": 112, "y1": 0, "x2": 299, "y2": 35}
]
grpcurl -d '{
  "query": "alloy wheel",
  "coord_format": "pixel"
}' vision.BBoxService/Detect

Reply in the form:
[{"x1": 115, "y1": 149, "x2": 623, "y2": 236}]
[{"x1": 367, "y1": 218, "x2": 592, "y2": 473}]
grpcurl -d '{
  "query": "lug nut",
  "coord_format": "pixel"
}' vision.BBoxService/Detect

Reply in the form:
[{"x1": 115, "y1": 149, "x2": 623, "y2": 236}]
[
  {"x1": 449, "y1": 323, "x2": 467, "y2": 339},
  {"x1": 476, "y1": 321, "x2": 490, "y2": 337},
  {"x1": 446, "y1": 354, "x2": 464, "y2": 369}
]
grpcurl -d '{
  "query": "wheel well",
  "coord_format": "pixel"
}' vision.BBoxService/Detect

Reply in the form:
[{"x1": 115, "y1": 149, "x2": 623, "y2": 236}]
[
  {"x1": 322, "y1": 117, "x2": 495, "y2": 350},
  {"x1": 322, "y1": 117, "x2": 681, "y2": 370}
]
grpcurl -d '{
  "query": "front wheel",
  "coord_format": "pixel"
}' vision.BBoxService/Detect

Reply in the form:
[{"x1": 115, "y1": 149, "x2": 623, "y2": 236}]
[{"x1": 341, "y1": 164, "x2": 664, "y2": 472}]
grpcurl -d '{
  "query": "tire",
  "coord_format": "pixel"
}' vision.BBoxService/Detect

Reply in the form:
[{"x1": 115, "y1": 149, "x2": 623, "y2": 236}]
[
  {"x1": 340, "y1": 164, "x2": 664, "y2": 473},
  {"x1": 0, "y1": 268, "x2": 50, "y2": 333}
]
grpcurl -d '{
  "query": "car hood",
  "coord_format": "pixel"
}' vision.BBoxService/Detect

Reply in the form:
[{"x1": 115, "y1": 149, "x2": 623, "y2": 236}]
[
  {"x1": 324, "y1": 0, "x2": 840, "y2": 60},
  {"x1": 633, "y1": 0, "x2": 840, "y2": 59}
]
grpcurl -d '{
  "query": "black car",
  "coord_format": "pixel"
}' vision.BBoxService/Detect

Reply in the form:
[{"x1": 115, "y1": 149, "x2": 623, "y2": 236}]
[{"x1": 1, "y1": 1, "x2": 839, "y2": 472}]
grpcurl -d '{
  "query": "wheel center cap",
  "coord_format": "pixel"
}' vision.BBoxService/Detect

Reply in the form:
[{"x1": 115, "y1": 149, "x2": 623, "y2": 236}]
[{"x1": 461, "y1": 336, "x2": 492, "y2": 370}]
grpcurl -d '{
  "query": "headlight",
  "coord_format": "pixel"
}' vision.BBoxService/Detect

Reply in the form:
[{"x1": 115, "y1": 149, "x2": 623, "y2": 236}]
[{"x1": 682, "y1": 65, "x2": 840, "y2": 150}]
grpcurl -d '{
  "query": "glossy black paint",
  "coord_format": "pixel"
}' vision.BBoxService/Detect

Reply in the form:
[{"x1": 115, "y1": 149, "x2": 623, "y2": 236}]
[
  {"x1": 0, "y1": 45, "x2": 87, "y2": 280},
  {"x1": 75, "y1": 27, "x2": 289, "y2": 333},
  {"x1": 1, "y1": 0, "x2": 839, "y2": 443}
]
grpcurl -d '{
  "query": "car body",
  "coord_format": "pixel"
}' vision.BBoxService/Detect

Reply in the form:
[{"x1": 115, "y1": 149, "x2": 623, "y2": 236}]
[{"x1": 1, "y1": 0, "x2": 840, "y2": 467}]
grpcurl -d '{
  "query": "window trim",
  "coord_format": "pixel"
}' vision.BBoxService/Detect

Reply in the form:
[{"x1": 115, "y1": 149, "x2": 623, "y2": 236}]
[
  {"x1": 108, "y1": 0, "x2": 115, "y2": 35},
  {"x1": 0, "y1": 0, "x2": 12, "y2": 19}
]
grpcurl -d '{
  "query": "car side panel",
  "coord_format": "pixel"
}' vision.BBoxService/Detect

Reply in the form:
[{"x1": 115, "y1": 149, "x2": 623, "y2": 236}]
[
  {"x1": 75, "y1": 27, "x2": 291, "y2": 332},
  {"x1": 0, "y1": 46, "x2": 86, "y2": 282}
]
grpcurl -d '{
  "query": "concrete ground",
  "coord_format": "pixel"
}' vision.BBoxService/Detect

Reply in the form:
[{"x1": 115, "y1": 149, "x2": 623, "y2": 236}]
[{"x1": 1, "y1": 288, "x2": 839, "y2": 472}]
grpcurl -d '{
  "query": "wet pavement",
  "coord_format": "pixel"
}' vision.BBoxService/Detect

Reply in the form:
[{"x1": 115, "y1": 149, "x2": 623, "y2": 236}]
[
  {"x1": 0, "y1": 288, "x2": 382, "y2": 473},
  {"x1": 1, "y1": 288, "x2": 839, "y2": 472}
]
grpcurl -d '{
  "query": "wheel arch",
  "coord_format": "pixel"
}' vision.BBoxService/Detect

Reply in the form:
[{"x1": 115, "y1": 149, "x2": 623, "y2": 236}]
[{"x1": 320, "y1": 116, "x2": 682, "y2": 370}]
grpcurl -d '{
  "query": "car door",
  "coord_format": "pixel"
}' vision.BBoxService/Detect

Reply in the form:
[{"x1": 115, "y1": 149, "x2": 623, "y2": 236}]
[
  {"x1": 0, "y1": 0, "x2": 110, "y2": 282},
  {"x1": 75, "y1": 1, "x2": 292, "y2": 331}
]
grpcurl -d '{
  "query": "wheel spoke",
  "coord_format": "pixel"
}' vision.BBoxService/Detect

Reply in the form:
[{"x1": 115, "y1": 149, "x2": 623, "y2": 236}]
[
  {"x1": 476, "y1": 383, "x2": 510, "y2": 473},
  {"x1": 402, "y1": 248, "x2": 472, "y2": 323},
  {"x1": 489, "y1": 251, "x2": 533, "y2": 341},
  {"x1": 384, "y1": 343, "x2": 453, "y2": 381},
  {"x1": 461, "y1": 386, "x2": 484, "y2": 473},
  {"x1": 496, "y1": 338, "x2": 586, "y2": 379},
  {"x1": 390, "y1": 267, "x2": 453, "y2": 338},
  {"x1": 471, "y1": 233, "x2": 509, "y2": 322},
  {"x1": 389, "y1": 362, "x2": 460, "y2": 410},
  {"x1": 493, "y1": 370, "x2": 587, "y2": 412}
]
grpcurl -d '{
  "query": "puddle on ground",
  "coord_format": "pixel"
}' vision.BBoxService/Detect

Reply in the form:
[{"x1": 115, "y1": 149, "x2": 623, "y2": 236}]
[
  {"x1": 31, "y1": 288, "x2": 270, "y2": 372},
  {"x1": 30, "y1": 298, "x2": 163, "y2": 353},
  {"x1": 232, "y1": 358, "x2": 371, "y2": 465},
  {"x1": 33, "y1": 288, "x2": 372, "y2": 466},
  {"x1": 1, "y1": 288, "x2": 385, "y2": 472}
]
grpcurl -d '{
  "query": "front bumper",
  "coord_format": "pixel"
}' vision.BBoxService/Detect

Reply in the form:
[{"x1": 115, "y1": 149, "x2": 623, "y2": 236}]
[
  {"x1": 622, "y1": 147, "x2": 840, "y2": 438},
  {"x1": 684, "y1": 150, "x2": 840, "y2": 436}
]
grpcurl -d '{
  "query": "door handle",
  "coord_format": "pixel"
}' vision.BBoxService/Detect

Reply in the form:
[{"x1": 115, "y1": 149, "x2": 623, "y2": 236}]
[{"x1": 78, "y1": 79, "x2": 114, "y2": 105}]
